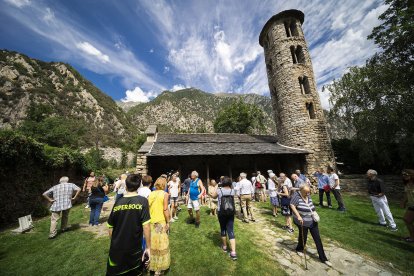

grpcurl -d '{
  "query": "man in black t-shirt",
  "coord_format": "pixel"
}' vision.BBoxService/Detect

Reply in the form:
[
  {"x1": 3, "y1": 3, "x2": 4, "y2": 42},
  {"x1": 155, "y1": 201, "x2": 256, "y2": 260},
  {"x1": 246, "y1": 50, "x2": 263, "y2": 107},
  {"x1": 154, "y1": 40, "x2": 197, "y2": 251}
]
[{"x1": 107, "y1": 174, "x2": 151, "y2": 275}]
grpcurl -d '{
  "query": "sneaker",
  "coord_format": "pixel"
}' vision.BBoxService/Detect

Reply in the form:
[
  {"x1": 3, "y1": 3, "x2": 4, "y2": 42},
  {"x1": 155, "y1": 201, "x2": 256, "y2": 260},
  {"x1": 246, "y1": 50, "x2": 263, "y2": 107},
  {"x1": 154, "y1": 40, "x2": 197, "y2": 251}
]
[
  {"x1": 170, "y1": 218, "x2": 175, "y2": 223},
  {"x1": 177, "y1": 207, "x2": 182, "y2": 211},
  {"x1": 221, "y1": 245, "x2": 228, "y2": 252},
  {"x1": 282, "y1": 225, "x2": 289, "y2": 230},
  {"x1": 173, "y1": 216, "x2": 178, "y2": 220},
  {"x1": 324, "y1": 261, "x2": 333, "y2": 267},
  {"x1": 242, "y1": 219, "x2": 249, "y2": 223},
  {"x1": 288, "y1": 228, "x2": 294, "y2": 233},
  {"x1": 85, "y1": 205, "x2": 89, "y2": 209},
  {"x1": 195, "y1": 222, "x2": 200, "y2": 228},
  {"x1": 250, "y1": 219, "x2": 256, "y2": 222},
  {"x1": 230, "y1": 253, "x2": 238, "y2": 261},
  {"x1": 296, "y1": 251, "x2": 304, "y2": 257},
  {"x1": 389, "y1": 227, "x2": 398, "y2": 232},
  {"x1": 328, "y1": 206, "x2": 333, "y2": 209},
  {"x1": 378, "y1": 223, "x2": 387, "y2": 227}
]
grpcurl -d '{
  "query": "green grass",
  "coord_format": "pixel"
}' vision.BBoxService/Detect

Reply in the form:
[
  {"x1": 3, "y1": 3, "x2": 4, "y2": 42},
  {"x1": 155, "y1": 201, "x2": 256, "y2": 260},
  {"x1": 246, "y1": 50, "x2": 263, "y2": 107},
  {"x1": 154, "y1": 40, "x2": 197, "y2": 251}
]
[
  {"x1": 168, "y1": 206, "x2": 285, "y2": 276},
  {"x1": 257, "y1": 194, "x2": 414, "y2": 274},
  {"x1": 0, "y1": 203, "x2": 284, "y2": 276},
  {"x1": 1, "y1": 194, "x2": 412, "y2": 275}
]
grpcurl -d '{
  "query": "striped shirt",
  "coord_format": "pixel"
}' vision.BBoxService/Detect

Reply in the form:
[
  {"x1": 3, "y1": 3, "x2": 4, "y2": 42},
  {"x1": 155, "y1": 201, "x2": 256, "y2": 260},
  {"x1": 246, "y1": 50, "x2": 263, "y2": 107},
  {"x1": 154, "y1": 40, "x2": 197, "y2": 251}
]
[
  {"x1": 43, "y1": 183, "x2": 81, "y2": 212},
  {"x1": 290, "y1": 191, "x2": 316, "y2": 227}
]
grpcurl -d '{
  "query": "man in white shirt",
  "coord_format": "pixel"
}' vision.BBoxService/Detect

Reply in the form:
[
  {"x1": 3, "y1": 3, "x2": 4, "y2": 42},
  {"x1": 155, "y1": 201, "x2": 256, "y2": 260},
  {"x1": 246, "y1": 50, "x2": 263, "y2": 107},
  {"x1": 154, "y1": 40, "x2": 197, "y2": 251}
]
[
  {"x1": 238, "y1": 173, "x2": 255, "y2": 223},
  {"x1": 267, "y1": 173, "x2": 279, "y2": 217},
  {"x1": 137, "y1": 175, "x2": 152, "y2": 199},
  {"x1": 327, "y1": 167, "x2": 346, "y2": 211},
  {"x1": 256, "y1": 171, "x2": 267, "y2": 202}
]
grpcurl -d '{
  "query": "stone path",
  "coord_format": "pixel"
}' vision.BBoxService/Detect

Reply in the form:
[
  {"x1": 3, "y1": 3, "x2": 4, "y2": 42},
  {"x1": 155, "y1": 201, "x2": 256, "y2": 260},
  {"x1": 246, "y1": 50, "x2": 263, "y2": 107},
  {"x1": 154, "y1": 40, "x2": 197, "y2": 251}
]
[{"x1": 241, "y1": 204, "x2": 400, "y2": 275}]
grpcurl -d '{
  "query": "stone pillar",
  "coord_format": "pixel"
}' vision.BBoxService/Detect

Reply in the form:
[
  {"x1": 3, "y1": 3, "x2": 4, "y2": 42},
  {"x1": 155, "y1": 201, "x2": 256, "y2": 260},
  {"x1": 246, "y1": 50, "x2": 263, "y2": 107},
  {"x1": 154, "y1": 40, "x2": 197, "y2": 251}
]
[{"x1": 135, "y1": 154, "x2": 148, "y2": 176}]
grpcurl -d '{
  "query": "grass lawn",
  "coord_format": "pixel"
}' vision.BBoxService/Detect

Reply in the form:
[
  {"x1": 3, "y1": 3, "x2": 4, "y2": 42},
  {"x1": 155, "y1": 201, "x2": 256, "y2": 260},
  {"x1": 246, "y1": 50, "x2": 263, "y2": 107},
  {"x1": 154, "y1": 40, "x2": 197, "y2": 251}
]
[
  {"x1": 257, "y1": 193, "x2": 414, "y2": 274},
  {"x1": 0, "y1": 202, "x2": 285, "y2": 276}
]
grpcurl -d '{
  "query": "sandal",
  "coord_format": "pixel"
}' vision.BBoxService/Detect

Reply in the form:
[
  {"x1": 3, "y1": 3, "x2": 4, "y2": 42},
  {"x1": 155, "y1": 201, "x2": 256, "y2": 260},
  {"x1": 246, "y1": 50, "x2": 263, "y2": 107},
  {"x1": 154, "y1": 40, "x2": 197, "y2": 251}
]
[
  {"x1": 221, "y1": 245, "x2": 227, "y2": 252},
  {"x1": 230, "y1": 252, "x2": 238, "y2": 261}
]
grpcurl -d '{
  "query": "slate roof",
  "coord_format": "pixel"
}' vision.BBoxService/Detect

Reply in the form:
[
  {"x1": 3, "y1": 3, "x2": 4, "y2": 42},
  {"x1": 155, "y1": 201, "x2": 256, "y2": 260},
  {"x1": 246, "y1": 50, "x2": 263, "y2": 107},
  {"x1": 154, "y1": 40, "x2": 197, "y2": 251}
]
[{"x1": 146, "y1": 133, "x2": 308, "y2": 156}]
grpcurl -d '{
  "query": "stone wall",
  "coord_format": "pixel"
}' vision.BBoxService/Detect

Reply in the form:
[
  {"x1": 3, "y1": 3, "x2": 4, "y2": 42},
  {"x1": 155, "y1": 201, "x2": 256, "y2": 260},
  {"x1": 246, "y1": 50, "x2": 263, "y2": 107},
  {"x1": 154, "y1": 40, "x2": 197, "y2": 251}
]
[
  {"x1": 82, "y1": 147, "x2": 135, "y2": 165},
  {"x1": 260, "y1": 11, "x2": 335, "y2": 173},
  {"x1": 340, "y1": 175, "x2": 404, "y2": 199}
]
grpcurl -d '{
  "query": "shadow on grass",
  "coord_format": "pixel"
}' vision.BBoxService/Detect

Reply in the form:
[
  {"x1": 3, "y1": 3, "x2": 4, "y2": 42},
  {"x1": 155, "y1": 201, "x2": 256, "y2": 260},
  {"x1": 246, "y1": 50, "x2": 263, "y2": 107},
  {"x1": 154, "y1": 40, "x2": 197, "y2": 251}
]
[
  {"x1": 348, "y1": 215, "x2": 379, "y2": 226},
  {"x1": 0, "y1": 250, "x2": 6, "y2": 261},
  {"x1": 206, "y1": 230, "x2": 222, "y2": 248}
]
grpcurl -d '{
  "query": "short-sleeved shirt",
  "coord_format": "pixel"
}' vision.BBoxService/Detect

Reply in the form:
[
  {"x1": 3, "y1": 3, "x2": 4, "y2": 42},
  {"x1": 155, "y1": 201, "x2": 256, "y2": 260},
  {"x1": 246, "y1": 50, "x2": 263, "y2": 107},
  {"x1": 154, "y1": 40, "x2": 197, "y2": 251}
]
[
  {"x1": 314, "y1": 172, "x2": 330, "y2": 189},
  {"x1": 267, "y1": 179, "x2": 278, "y2": 197},
  {"x1": 107, "y1": 194, "x2": 150, "y2": 275},
  {"x1": 217, "y1": 188, "x2": 235, "y2": 212},
  {"x1": 329, "y1": 173, "x2": 340, "y2": 190},
  {"x1": 367, "y1": 178, "x2": 385, "y2": 196},
  {"x1": 294, "y1": 178, "x2": 305, "y2": 189},
  {"x1": 168, "y1": 180, "x2": 180, "y2": 197},
  {"x1": 137, "y1": 187, "x2": 151, "y2": 199},
  {"x1": 284, "y1": 178, "x2": 293, "y2": 189},
  {"x1": 290, "y1": 191, "x2": 316, "y2": 227},
  {"x1": 182, "y1": 178, "x2": 191, "y2": 192},
  {"x1": 148, "y1": 190, "x2": 167, "y2": 224},
  {"x1": 43, "y1": 183, "x2": 80, "y2": 212}
]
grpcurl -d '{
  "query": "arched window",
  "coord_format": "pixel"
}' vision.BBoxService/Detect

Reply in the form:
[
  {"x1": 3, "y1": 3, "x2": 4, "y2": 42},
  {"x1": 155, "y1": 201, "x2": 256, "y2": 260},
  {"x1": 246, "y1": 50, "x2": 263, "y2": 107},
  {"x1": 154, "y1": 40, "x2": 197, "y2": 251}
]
[
  {"x1": 303, "y1": 76, "x2": 311, "y2": 94},
  {"x1": 290, "y1": 46, "x2": 297, "y2": 64},
  {"x1": 284, "y1": 21, "x2": 291, "y2": 37},
  {"x1": 298, "y1": 77, "x2": 304, "y2": 94},
  {"x1": 295, "y1": 46, "x2": 305, "y2": 63},
  {"x1": 284, "y1": 20, "x2": 300, "y2": 37},
  {"x1": 306, "y1": 102, "x2": 316, "y2": 119},
  {"x1": 290, "y1": 21, "x2": 299, "y2": 37}
]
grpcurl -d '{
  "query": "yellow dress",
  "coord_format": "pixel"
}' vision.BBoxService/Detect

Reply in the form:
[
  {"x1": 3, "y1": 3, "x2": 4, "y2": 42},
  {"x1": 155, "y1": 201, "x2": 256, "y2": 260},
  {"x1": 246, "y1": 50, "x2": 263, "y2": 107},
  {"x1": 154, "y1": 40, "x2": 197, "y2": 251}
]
[{"x1": 148, "y1": 190, "x2": 171, "y2": 271}]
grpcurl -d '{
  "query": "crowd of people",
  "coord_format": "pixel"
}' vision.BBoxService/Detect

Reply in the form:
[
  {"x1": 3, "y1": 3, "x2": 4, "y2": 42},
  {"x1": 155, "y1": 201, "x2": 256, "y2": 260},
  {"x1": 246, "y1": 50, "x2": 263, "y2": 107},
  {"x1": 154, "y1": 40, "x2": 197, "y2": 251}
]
[{"x1": 41, "y1": 167, "x2": 414, "y2": 275}]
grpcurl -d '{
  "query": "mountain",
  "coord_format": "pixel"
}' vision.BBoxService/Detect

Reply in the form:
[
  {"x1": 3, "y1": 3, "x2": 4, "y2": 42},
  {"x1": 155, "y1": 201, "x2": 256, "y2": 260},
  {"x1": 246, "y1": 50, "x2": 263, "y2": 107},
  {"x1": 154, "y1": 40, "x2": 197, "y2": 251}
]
[
  {"x1": 126, "y1": 88, "x2": 276, "y2": 134},
  {"x1": 0, "y1": 49, "x2": 136, "y2": 147}
]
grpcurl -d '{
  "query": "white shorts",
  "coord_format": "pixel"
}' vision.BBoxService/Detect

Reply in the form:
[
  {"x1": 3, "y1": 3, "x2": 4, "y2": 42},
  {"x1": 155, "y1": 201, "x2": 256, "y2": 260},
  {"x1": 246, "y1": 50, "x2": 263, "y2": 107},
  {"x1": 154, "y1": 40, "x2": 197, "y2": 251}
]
[{"x1": 187, "y1": 198, "x2": 200, "y2": 211}]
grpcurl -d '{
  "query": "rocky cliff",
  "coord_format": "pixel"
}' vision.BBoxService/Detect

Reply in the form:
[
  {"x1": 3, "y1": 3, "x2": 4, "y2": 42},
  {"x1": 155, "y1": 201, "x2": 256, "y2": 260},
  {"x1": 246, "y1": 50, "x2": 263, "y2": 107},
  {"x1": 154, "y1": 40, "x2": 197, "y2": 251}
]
[
  {"x1": 126, "y1": 88, "x2": 277, "y2": 134},
  {"x1": 0, "y1": 50, "x2": 135, "y2": 146}
]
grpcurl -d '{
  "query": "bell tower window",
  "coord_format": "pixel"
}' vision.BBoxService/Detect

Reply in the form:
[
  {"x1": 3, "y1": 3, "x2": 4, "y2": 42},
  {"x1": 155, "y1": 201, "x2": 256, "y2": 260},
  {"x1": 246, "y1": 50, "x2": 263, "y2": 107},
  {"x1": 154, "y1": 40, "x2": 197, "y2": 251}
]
[{"x1": 306, "y1": 102, "x2": 316, "y2": 119}]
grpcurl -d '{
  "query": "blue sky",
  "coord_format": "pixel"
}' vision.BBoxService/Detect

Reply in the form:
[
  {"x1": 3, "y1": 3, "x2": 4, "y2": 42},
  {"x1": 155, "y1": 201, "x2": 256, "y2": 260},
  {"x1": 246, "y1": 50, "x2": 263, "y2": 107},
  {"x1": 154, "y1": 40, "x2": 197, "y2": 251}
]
[{"x1": 0, "y1": 0, "x2": 387, "y2": 108}]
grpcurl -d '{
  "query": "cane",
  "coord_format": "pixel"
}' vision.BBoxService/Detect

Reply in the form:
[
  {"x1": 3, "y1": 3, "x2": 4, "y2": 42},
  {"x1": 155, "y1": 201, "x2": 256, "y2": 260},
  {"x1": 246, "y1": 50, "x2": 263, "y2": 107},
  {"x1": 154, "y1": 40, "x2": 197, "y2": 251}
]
[{"x1": 301, "y1": 223, "x2": 308, "y2": 270}]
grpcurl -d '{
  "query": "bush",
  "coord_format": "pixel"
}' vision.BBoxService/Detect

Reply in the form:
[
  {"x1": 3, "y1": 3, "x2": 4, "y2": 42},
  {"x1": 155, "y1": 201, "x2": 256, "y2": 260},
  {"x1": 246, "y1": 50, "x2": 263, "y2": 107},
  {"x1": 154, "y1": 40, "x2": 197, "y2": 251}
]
[{"x1": 0, "y1": 130, "x2": 87, "y2": 226}]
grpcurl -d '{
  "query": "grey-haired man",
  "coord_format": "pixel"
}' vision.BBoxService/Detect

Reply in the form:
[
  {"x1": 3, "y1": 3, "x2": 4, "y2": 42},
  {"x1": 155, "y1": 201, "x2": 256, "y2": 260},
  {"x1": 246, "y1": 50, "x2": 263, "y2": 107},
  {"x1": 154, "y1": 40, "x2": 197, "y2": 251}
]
[{"x1": 43, "y1": 176, "x2": 81, "y2": 239}]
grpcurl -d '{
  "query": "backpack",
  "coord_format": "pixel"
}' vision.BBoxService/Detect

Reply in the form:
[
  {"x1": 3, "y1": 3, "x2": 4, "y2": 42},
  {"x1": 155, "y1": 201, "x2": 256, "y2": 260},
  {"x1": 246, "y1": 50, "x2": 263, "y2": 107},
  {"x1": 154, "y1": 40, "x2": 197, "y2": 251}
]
[{"x1": 219, "y1": 188, "x2": 235, "y2": 216}]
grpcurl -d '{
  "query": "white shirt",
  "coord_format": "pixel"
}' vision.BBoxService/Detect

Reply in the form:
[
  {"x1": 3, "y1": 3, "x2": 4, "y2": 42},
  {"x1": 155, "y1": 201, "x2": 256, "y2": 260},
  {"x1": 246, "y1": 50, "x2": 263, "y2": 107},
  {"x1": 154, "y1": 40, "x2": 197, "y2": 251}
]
[
  {"x1": 329, "y1": 173, "x2": 340, "y2": 189},
  {"x1": 168, "y1": 180, "x2": 179, "y2": 197},
  {"x1": 115, "y1": 180, "x2": 126, "y2": 195},
  {"x1": 238, "y1": 178, "x2": 254, "y2": 196},
  {"x1": 267, "y1": 178, "x2": 278, "y2": 197},
  {"x1": 137, "y1": 186, "x2": 151, "y2": 199},
  {"x1": 284, "y1": 178, "x2": 293, "y2": 189}
]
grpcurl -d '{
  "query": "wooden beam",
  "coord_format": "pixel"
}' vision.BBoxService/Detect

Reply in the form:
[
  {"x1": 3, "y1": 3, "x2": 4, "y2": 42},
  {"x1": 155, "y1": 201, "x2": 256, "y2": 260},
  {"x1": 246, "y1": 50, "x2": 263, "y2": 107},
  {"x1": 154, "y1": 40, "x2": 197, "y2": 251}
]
[{"x1": 206, "y1": 161, "x2": 210, "y2": 185}]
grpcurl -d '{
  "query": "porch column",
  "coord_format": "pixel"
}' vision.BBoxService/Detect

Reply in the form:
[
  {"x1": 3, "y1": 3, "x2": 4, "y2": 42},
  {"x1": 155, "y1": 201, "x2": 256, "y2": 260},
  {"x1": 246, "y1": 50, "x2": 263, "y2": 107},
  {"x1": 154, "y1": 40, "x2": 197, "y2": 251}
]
[{"x1": 206, "y1": 161, "x2": 210, "y2": 185}]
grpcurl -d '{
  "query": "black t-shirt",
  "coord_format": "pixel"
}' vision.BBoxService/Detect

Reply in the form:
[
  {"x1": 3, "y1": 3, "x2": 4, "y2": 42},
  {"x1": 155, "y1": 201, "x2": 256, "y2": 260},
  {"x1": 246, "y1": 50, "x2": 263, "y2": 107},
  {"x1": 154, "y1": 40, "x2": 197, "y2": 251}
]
[
  {"x1": 367, "y1": 178, "x2": 385, "y2": 196},
  {"x1": 107, "y1": 195, "x2": 150, "y2": 275}
]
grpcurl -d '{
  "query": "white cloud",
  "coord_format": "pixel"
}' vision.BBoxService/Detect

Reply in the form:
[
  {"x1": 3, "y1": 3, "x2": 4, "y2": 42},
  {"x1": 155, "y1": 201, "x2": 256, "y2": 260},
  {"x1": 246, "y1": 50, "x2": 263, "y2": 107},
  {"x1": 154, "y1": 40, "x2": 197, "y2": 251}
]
[
  {"x1": 43, "y1": 7, "x2": 54, "y2": 23},
  {"x1": 171, "y1": 84, "x2": 188, "y2": 92},
  {"x1": 76, "y1": 41, "x2": 110, "y2": 63},
  {"x1": 4, "y1": 0, "x2": 30, "y2": 8},
  {"x1": 163, "y1": 66, "x2": 170, "y2": 73},
  {"x1": 149, "y1": 48, "x2": 154, "y2": 53},
  {"x1": 2, "y1": 2, "x2": 165, "y2": 95},
  {"x1": 122, "y1": 86, "x2": 157, "y2": 102}
]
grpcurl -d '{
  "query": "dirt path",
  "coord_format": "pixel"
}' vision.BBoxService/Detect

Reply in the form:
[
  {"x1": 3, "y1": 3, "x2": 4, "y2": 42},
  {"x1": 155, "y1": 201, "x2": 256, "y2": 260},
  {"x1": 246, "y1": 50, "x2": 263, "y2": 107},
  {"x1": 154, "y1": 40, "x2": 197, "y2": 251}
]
[
  {"x1": 78, "y1": 195, "x2": 115, "y2": 237},
  {"x1": 237, "y1": 202, "x2": 400, "y2": 275}
]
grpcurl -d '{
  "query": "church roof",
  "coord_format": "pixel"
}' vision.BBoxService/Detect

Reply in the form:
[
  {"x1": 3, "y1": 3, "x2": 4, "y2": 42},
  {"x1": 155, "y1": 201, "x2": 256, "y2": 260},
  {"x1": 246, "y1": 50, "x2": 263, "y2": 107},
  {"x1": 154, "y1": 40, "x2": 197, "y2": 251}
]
[{"x1": 145, "y1": 133, "x2": 308, "y2": 156}]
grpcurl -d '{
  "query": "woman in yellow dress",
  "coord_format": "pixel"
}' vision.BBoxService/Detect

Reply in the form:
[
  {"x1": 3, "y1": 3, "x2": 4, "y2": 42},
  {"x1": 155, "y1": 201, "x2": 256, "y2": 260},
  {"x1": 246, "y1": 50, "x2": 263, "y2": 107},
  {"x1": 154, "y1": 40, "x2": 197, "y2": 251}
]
[{"x1": 148, "y1": 177, "x2": 171, "y2": 275}]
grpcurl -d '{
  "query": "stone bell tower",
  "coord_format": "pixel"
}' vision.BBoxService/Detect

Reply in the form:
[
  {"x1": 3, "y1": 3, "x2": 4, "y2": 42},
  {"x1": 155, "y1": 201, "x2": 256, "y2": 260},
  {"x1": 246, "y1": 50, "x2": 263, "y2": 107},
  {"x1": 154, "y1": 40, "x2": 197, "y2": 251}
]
[{"x1": 259, "y1": 9, "x2": 335, "y2": 173}]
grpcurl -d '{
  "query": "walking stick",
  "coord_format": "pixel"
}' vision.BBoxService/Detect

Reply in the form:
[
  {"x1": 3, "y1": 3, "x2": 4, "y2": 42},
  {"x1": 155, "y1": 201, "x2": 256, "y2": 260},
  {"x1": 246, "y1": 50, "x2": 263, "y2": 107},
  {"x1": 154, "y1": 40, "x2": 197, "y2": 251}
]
[{"x1": 301, "y1": 223, "x2": 308, "y2": 270}]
